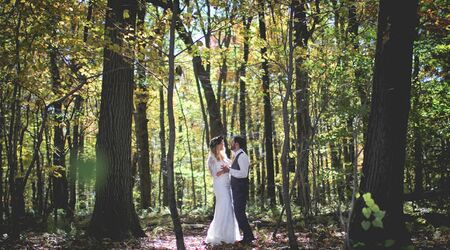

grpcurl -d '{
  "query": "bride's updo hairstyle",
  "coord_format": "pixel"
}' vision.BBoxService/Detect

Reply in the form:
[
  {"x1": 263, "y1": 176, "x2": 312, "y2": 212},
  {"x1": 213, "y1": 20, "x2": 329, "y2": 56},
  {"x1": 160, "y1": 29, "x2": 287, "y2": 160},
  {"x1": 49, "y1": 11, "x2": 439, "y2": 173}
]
[{"x1": 209, "y1": 135, "x2": 224, "y2": 161}]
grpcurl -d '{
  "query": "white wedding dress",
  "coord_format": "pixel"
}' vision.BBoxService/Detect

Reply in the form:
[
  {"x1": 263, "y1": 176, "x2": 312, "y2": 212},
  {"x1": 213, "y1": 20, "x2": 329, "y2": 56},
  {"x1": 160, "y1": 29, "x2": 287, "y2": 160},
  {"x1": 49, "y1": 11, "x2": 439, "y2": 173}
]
[{"x1": 205, "y1": 154, "x2": 240, "y2": 245}]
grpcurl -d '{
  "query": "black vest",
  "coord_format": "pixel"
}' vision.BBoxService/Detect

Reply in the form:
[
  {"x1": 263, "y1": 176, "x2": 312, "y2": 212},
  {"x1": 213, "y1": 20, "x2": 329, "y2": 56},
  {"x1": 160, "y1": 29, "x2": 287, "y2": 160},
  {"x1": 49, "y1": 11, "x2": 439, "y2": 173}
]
[{"x1": 230, "y1": 152, "x2": 249, "y2": 187}]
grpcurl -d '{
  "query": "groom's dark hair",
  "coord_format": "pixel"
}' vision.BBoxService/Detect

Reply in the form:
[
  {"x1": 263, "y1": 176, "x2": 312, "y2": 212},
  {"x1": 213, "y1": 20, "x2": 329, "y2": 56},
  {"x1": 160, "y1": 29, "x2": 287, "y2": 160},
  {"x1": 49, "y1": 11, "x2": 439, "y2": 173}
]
[{"x1": 233, "y1": 135, "x2": 246, "y2": 152}]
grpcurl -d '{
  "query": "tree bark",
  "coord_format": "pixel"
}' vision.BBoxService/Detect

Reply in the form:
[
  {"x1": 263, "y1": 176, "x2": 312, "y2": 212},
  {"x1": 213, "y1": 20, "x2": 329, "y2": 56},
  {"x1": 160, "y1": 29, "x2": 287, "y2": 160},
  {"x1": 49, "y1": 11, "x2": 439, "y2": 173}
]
[
  {"x1": 49, "y1": 47, "x2": 69, "y2": 212},
  {"x1": 167, "y1": 1, "x2": 185, "y2": 248},
  {"x1": 0, "y1": 105, "x2": 3, "y2": 222},
  {"x1": 292, "y1": 0, "x2": 312, "y2": 214},
  {"x1": 159, "y1": 86, "x2": 168, "y2": 207},
  {"x1": 88, "y1": 0, "x2": 144, "y2": 239},
  {"x1": 348, "y1": 0, "x2": 418, "y2": 247},
  {"x1": 134, "y1": 0, "x2": 151, "y2": 209},
  {"x1": 239, "y1": 17, "x2": 252, "y2": 143},
  {"x1": 280, "y1": 6, "x2": 298, "y2": 248},
  {"x1": 258, "y1": 0, "x2": 275, "y2": 207},
  {"x1": 68, "y1": 95, "x2": 83, "y2": 216}
]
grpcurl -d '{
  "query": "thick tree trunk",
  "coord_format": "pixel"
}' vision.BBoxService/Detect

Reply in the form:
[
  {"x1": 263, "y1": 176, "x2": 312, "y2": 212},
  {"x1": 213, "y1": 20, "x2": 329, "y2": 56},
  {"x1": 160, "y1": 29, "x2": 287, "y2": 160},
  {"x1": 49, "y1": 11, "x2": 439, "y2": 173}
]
[
  {"x1": 89, "y1": 0, "x2": 144, "y2": 239},
  {"x1": 135, "y1": 98, "x2": 151, "y2": 209},
  {"x1": 258, "y1": 0, "x2": 275, "y2": 207},
  {"x1": 348, "y1": 0, "x2": 418, "y2": 248},
  {"x1": 49, "y1": 47, "x2": 69, "y2": 212},
  {"x1": 134, "y1": 0, "x2": 151, "y2": 209},
  {"x1": 292, "y1": 0, "x2": 311, "y2": 214},
  {"x1": 167, "y1": 1, "x2": 185, "y2": 248},
  {"x1": 9, "y1": 6, "x2": 22, "y2": 221}
]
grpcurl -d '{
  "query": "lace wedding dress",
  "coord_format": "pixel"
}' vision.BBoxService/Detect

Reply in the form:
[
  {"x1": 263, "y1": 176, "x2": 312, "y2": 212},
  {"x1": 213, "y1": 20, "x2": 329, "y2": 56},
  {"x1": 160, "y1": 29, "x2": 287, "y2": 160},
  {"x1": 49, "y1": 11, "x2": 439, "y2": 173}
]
[{"x1": 205, "y1": 154, "x2": 240, "y2": 245}]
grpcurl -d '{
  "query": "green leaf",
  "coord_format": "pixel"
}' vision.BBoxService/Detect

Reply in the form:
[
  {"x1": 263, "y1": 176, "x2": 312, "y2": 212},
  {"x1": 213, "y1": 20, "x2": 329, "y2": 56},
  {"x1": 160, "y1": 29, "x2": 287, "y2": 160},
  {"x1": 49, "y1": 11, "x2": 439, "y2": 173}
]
[
  {"x1": 374, "y1": 210, "x2": 386, "y2": 220},
  {"x1": 355, "y1": 192, "x2": 360, "y2": 199},
  {"x1": 384, "y1": 239, "x2": 395, "y2": 247},
  {"x1": 363, "y1": 193, "x2": 374, "y2": 204},
  {"x1": 361, "y1": 220, "x2": 371, "y2": 231},
  {"x1": 362, "y1": 207, "x2": 371, "y2": 219},
  {"x1": 370, "y1": 204, "x2": 380, "y2": 213},
  {"x1": 362, "y1": 192, "x2": 371, "y2": 200},
  {"x1": 372, "y1": 218, "x2": 383, "y2": 228}
]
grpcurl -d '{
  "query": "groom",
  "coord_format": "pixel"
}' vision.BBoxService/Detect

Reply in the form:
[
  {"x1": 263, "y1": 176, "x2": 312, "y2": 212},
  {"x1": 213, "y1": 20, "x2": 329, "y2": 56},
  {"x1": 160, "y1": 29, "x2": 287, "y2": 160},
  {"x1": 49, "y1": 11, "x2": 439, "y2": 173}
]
[{"x1": 222, "y1": 135, "x2": 255, "y2": 244}]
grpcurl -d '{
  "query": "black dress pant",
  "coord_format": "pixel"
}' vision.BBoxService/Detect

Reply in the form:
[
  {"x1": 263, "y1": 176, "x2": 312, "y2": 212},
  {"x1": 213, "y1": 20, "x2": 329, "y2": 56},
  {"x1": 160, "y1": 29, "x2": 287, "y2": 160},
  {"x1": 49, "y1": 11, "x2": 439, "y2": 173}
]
[{"x1": 231, "y1": 181, "x2": 255, "y2": 242}]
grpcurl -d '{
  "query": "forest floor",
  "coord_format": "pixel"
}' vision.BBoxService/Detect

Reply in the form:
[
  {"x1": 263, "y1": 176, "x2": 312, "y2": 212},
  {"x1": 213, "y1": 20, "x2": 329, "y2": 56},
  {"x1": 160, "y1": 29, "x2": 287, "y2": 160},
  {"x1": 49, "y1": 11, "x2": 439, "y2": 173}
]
[{"x1": 1, "y1": 211, "x2": 449, "y2": 249}]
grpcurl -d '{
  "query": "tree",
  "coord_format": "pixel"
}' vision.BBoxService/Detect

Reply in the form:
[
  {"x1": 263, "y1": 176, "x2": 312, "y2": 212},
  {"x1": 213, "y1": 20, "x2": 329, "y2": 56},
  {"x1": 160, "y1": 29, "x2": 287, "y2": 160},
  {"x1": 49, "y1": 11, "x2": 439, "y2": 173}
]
[
  {"x1": 167, "y1": 0, "x2": 186, "y2": 248},
  {"x1": 348, "y1": 0, "x2": 419, "y2": 248},
  {"x1": 258, "y1": 0, "x2": 275, "y2": 206},
  {"x1": 134, "y1": 0, "x2": 151, "y2": 209},
  {"x1": 89, "y1": 0, "x2": 145, "y2": 239},
  {"x1": 159, "y1": 86, "x2": 168, "y2": 207},
  {"x1": 49, "y1": 46, "x2": 69, "y2": 217},
  {"x1": 279, "y1": 5, "x2": 298, "y2": 248},
  {"x1": 292, "y1": 0, "x2": 316, "y2": 213},
  {"x1": 239, "y1": 16, "x2": 252, "y2": 144}
]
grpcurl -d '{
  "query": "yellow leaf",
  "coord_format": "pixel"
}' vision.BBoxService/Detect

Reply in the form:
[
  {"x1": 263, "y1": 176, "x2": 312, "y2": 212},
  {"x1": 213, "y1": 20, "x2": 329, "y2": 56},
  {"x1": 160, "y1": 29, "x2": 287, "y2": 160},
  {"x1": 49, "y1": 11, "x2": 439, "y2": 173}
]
[{"x1": 123, "y1": 9, "x2": 130, "y2": 19}]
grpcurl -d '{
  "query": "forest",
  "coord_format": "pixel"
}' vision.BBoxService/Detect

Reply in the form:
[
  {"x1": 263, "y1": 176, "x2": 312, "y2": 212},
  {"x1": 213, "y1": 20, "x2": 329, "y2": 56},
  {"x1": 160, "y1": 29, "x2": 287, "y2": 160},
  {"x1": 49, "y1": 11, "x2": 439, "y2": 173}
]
[{"x1": 0, "y1": 0, "x2": 449, "y2": 249}]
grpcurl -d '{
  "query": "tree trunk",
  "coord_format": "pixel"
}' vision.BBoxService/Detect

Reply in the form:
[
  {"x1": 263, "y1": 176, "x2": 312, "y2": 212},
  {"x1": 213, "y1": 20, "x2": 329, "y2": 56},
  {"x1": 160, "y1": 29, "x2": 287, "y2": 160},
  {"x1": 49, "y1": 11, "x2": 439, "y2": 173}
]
[
  {"x1": 202, "y1": 128, "x2": 207, "y2": 206},
  {"x1": 258, "y1": 0, "x2": 275, "y2": 207},
  {"x1": 148, "y1": 0, "x2": 223, "y2": 138},
  {"x1": 88, "y1": 0, "x2": 144, "y2": 239},
  {"x1": 330, "y1": 141, "x2": 344, "y2": 202},
  {"x1": 280, "y1": 6, "x2": 298, "y2": 248},
  {"x1": 348, "y1": 0, "x2": 418, "y2": 247},
  {"x1": 134, "y1": 0, "x2": 151, "y2": 210},
  {"x1": 9, "y1": 5, "x2": 22, "y2": 221},
  {"x1": 68, "y1": 95, "x2": 83, "y2": 216},
  {"x1": 239, "y1": 17, "x2": 252, "y2": 143},
  {"x1": 343, "y1": 119, "x2": 355, "y2": 200},
  {"x1": 167, "y1": 1, "x2": 185, "y2": 248},
  {"x1": 159, "y1": 86, "x2": 168, "y2": 207},
  {"x1": 135, "y1": 98, "x2": 151, "y2": 209},
  {"x1": 247, "y1": 96, "x2": 256, "y2": 203},
  {"x1": 176, "y1": 88, "x2": 196, "y2": 208},
  {"x1": 293, "y1": 0, "x2": 311, "y2": 214},
  {"x1": 175, "y1": 14, "x2": 224, "y2": 139},
  {"x1": 49, "y1": 47, "x2": 69, "y2": 213},
  {"x1": 36, "y1": 109, "x2": 44, "y2": 217},
  {"x1": 195, "y1": 74, "x2": 210, "y2": 146},
  {"x1": 0, "y1": 106, "x2": 3, "y2": 222}
]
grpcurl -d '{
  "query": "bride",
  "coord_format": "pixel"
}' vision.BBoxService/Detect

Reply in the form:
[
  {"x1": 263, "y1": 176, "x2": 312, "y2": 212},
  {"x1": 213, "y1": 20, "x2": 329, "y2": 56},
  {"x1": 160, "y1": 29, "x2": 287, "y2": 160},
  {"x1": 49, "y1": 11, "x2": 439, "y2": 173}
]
[{"x1": 205, "y1": 135, "x2": 240, "y2": 245}]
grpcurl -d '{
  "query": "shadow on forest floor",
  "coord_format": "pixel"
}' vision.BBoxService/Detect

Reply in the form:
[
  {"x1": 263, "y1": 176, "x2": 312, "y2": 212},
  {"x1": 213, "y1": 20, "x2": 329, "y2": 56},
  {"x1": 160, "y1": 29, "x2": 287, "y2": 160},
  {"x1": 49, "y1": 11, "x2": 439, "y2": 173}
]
[{"x1": 0, "y1": 212, "x2": 449, "y2": 249}]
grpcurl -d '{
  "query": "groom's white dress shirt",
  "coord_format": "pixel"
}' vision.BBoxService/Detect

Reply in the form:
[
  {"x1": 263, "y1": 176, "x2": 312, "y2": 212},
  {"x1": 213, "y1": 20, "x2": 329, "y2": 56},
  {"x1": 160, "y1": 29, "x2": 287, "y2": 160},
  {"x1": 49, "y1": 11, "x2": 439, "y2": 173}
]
[{"x1": 229, "y1": 149, "x2": 250, "y2": 179}]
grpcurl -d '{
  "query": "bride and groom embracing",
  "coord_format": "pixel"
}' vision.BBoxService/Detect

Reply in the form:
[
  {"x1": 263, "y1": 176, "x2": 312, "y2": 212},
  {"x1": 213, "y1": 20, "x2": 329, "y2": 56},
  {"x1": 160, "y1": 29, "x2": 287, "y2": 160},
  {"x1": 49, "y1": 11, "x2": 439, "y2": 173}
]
[{"x1": 205, "y1": 135, "x2": 256, "y2": 246}]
